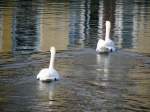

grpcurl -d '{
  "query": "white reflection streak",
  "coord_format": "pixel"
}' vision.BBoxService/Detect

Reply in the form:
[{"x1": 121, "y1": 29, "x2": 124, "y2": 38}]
[
  {"x1": 96, "y1": 54, "x2": 110, "y2": 86},
  {"x1": 38, "y1": 81, "x2": 55, "y2": 106},
  {"x1": 132, "y1": 3, "x2": 139, "y2": 49},
  {"x1": 79, "y1": 2, "x2": 85, "y2": 40},
  {"x1": 78, "y1": 1, "x2": 86, "y2": 47},
  {"x1": 86, "y1": 0, "x2": 91, "y2": 31},
  {"x1": 132, "y1": 2, "x2": 150, "y2": 53},
  {"x1": 48, "y1": 84, "x2": 54, "y2": 105},
  {"x1": 98, "y1": 0, "x2": 103, "y2": 38},
  {"x1": 78, "y1": 0, "x2": 91, "y2": 48},
  {"x1": 115, "y1": 0, "x2": 123, "y2": 48}
]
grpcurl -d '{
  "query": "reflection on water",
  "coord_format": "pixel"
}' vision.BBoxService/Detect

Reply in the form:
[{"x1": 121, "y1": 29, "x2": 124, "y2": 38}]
[
  {"x1": 132, "y1": 1, "x2": 150, "y2": 54},
  {"x1": 13, "y1": 1, "x2": 39, "y2": 51},
  {"x1": 37, "y1": 81, "x2": 55, "y2": 107},
  {"x1": 0, "y1": 48, "x2": 150, "y2": 111},
  {"x1": 39, "y1": 1, "x2": 69, "y2": 51},
  {"x1": 0, "y1": 0, "x2": 150, "y2": 53},
  {"x1": 0, "y1": 0, "x2": 150, "y2": 112},
  {"x1": 96, "y1": 54, "x2": 110, "y2": 87},
  {"x1": 0, "y1": 7, "x2": 12, "y2": 52}
]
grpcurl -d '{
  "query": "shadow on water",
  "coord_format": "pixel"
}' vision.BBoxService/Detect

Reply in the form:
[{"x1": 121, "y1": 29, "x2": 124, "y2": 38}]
[{"x1": 0, "y1": 0, "x2": 150, "y2": 112}]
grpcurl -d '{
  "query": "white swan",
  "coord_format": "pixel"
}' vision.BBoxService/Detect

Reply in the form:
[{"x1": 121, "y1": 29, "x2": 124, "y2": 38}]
[
  {"x1": 37, "y1": 46, "x2": 60, "y2": 82},
  {"x1": 96, "y1": 21, "x2": 116, "y2": 53}
]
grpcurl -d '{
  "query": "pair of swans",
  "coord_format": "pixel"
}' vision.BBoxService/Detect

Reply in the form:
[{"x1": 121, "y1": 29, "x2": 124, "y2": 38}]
[
  {"x1": 96, "y1": 21, "x2": 116, "y2": 53},
  {"x1": 37, "y1": 21, "x2": 115, "y2": 82}
]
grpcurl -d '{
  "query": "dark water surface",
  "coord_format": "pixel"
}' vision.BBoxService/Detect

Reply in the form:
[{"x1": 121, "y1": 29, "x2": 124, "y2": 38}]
[{"x1": 0, "y1": 0, "x2": 150, "y2": 112}]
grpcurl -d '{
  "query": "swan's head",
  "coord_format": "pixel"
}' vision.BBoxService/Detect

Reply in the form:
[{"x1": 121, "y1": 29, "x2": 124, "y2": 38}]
[
  {"x1": 50, "y1": 46, "x2": 56, "y2": 54},
  {"x1": 106, "y1": 21, "x2": 111, "y2": 29}
]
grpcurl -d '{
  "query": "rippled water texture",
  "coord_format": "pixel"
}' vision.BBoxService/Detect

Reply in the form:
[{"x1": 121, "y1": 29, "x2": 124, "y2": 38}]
[{"x1": 0, "y1": 0, "x2": 150, "y2": 112}]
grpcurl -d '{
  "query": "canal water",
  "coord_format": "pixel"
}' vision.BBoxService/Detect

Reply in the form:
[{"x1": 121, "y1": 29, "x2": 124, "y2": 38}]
[{"x1": 0, "y1": 0, "x2": 150, "y2": 112}]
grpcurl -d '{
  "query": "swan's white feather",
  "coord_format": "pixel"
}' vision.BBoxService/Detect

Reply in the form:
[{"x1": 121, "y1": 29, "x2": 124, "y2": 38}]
[
  {"x1": 96, "y1": 39, "x2": 116, "y2": 53},
  {"x1": 96, "y1": 39, "x2": 106, "y2": 52},
  {"x1": 37, "y1": 47, "x2": 60, "y2": 82},
  {"x1": 96, "y1": 21, "x2": 116, "y2": 53},
  {"x1": 37, "y1": 68, "x2": 49, "y2": 80},
  {"x1": 105, "y1": 39, "x2": 116, "y2": 52},
  {"x1": 37, "y1": 68, "x2": 59, "y2": 81}
]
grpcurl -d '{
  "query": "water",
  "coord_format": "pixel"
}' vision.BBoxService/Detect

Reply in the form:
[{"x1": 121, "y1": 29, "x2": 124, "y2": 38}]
[{"x1": 0, "y1": 0, "x2": 150, "y2": 112}]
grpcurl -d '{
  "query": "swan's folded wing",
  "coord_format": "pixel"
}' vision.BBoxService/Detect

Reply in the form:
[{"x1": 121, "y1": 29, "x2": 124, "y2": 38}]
[
  {"x1": 49, "y1": 69, "x2": 60, "y2": 80},
  {"x1": 36, "y1": 68, "x2": 49, "y2": 80},
  {"x1": 96, "y1": 39, "x2": 105, "y2": 52},
  {"x1": 105, "y1": 40, "x2": 116, "y2": 51}
]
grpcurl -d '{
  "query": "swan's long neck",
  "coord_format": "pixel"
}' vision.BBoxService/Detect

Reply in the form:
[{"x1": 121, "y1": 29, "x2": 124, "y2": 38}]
[
  {"x1": 105, "y1": 21, "x2": 111, "y2": 41},
  {"x1": 49, "y1": 48, "x2": 55, "y2": 69}
]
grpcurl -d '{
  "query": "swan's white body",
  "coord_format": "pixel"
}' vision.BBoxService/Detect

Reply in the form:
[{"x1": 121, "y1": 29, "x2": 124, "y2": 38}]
[
  {"x1": 37, "y1": 47, "x2": 60, "y2": 82},
  {"x1": 96, "y1": 21, "x2": 116, "y2": 53}
]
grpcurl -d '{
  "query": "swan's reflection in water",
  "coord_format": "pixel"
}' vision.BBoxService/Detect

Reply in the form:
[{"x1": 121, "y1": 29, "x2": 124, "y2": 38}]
[
  {"x1": 96, "y1": 54, "x2": 110, "y2": 87},
  {"x1": 37, "y1": 81, "x2": 56, "y2": 107}
]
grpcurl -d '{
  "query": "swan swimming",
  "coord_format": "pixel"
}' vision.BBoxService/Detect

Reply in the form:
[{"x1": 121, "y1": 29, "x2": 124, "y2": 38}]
[
  {"x1": 96, "y1": 21, "x2": 116, "y2": 53},
  {"x1": 37, "y1": 46, "x2": 60, "y2": 82}
]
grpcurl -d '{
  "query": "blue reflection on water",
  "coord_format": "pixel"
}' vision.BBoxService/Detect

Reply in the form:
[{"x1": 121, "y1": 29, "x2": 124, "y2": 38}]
[
  {"x1": 12, "y1": 1, "x2": 39, "y2": 51},
  {"x1": 0, "y1": 0, "x2": 150, "y2": 53}
]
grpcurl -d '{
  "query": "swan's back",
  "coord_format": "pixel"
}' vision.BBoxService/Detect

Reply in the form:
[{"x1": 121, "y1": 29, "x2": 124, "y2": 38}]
[
  {"x1": 37, "y1": 68, "x2": 49, "y2": 80},
  {"x1": 105, "y1": 39, "x2": 116, "y2": 52},
  {"x1": 96, "y1": 39, "x2": 105, "y2": 52},
  {"x1": 49, "y1": 68, "x2": 60, "y2": 80},
  {"x1": 37, "y1": 68, "x2": 60, "y2": 81}
]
